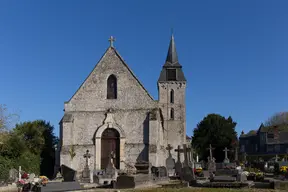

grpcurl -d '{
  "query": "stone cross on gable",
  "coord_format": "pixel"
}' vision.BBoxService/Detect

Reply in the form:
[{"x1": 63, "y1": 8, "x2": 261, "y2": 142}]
[
  {"x1": 83, "y1": 150, "x2": 91, "y2": 167},
  {"x1": 108, "y1": 36, "x2": 116, "y2": 47},
  {"x1": 166, "y1": 144, "x2": 173, "y2": 157}
]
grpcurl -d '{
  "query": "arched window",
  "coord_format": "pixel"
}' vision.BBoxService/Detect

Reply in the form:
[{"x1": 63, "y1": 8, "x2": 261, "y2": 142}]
[
  {"x1": 107, "y1": 75, "x2": 117, "y2": 99},
  {"x1": 170, "y1": 108, "x2": 174, "y2": 120},
  {"x1": 170, "y1": 89, "x2": 174, "y2": 103}
]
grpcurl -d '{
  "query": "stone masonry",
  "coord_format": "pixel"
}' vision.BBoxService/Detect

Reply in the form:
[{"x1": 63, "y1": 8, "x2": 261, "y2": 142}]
[{"x1": 58, "y1": 34, "x2": 187, "y2": 175}]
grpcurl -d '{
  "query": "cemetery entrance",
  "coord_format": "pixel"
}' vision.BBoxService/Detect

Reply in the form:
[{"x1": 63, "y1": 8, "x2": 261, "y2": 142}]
[{"x1": 101, "y1": 128, "x2": 120, "y2": 169}]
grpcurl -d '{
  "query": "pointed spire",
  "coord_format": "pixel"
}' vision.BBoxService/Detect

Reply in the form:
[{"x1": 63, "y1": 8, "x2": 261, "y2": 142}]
[
  {"x1": 158, "y1": 32, "x2": 186, "y2": 82},
  {"x1": 165, "y1": 33, "x2": 179, "y2": 64}
]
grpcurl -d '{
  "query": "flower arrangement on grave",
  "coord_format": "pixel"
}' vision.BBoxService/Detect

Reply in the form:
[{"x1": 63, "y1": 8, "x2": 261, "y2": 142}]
[
  {"x1": 280, "y1": 166, "x2": 288, "y2": 173},
  {"x1": 39, "y1": 176, "x2": 49, "y2": 186},
  {"x1": 244, "y1": 167, "x2": 264, "y2": 181},
  {"x1": 16, "y1": 172, "x2": 49, "y2": 192},
  {"x1": 16, "y1": 178, "x2": 27, "y2": 189}
]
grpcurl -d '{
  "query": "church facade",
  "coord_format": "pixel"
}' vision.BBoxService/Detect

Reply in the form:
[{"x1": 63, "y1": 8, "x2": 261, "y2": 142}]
[{"x1": 58, "y1": 34, "x2": 187, "y2": 173}]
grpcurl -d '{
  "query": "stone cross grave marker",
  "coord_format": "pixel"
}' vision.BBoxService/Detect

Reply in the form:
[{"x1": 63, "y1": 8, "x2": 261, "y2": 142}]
[
  {"x1": 105, "y1": 151, "x2": 117, "y2": 179},
  {"x1": 185, "y1": 145, "x2": 195, "y2": 168},
  {"x1": 174, "y1": 145, "x2": 184, "y2": 176},
  {"x1": 82, "y1": 150, "x2": 91, "y2": 178},
  {"x1": 223, "y1": 147, "x2": 230, "y2": 163},
  {"x1": 18, "y1": 166, "x2": 21, "y2": 181},
  {"x1": 207, "y1": 156, "x2": 216, "y2": 175},
  {"x1": 188, "y1": 146, "x2": 195, "y2": 164},
  {"x1": 234, "y1": 146, "x2": 239, "y2": 161},
  {"x1": 243, "y1": 152, "x2": 247, "y2": 163},
  {"x1": 182, "y1": 144, "x2": 195, "y2": 181},
  {"x1": 166, "y1": 144, "x2": 176, "y2": 176},
  {"x1": 206, "y1": 144, "x2": 214, "y2": 161},
  {"x1": 183, "y1": 144, "x2": 188, "y2": 166}
]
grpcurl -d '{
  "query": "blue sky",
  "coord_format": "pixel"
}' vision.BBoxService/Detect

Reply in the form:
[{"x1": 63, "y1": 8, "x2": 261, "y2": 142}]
[{"x1": 1, "y1": 0, "x2": 288, "y2": 137}]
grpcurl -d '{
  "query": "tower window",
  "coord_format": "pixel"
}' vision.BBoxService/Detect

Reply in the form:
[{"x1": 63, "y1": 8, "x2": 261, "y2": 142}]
[
  {"x1": 170, "y1": 108, "x2": 174, "y2": 120},
  {"x1": 170, "y1": 89, "x2": 174, "y2": 103},
  {"x1": 167, "y1": 69, "x2": 177, "y2": 81},
  {"x1": 107, "y1": 75, "x2": 117, "y2": 99}
]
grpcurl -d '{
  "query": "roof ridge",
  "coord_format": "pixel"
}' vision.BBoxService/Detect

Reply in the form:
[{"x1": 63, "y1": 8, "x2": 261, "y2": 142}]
[{"x1": 111, "y1": 47, "x2": 155, "y2": 101}]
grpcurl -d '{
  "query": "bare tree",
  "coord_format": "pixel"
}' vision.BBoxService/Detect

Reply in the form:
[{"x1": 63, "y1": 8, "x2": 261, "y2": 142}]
[
  {"x1": 0, "y1": 104, "x2": 19, "y2": 132},
  {"x1": 264, "y1": 112, "x2": 288, "y2": 126}
]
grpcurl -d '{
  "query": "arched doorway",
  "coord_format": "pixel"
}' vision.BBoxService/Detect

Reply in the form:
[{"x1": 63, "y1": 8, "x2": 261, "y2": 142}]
[{"x1": 101, "y1": 128, "x2": 120, "y2": 169}]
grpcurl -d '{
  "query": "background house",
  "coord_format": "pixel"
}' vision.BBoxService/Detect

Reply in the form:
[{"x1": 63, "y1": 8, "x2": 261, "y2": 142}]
[{"x1": 239, "y1": 124, "x2": 288, "y2": 158}]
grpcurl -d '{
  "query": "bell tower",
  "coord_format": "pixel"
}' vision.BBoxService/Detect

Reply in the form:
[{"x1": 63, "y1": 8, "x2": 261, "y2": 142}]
[{"x1": 158, "y1": 33, "x2": 187, "y2": 159}]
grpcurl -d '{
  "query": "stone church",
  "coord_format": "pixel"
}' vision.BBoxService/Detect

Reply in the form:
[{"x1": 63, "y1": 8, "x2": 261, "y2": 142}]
[{"x1": 58, "y1": 34, "x2": 188, "y2": 173}]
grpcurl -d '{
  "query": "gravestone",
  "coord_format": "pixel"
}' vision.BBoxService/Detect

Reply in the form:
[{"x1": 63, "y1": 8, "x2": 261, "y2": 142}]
[
  {"x1": 223, "y1": 147, "x2": 230, "y2": 163},
  {"x1": 158, "y1": 166, "x2": 167, "y2": 177},
  {"x1": 115, "y1": 175, "x2": 135, "y2": 189},
  {"x1": 36, "y1": 181, "x2": 82, "y2": 192},
  {"x1": 174, "y1": 145, "x2": 183, "y2": 176},
  {"x1": 61, "y1": 164, "x2": 77, "y2": 182},
  {"x1": 186, "y1": 144, "x2": 196, "y2": 170},
  {"x1": 8, "y1": 168, "x2": 18, "y2": 183},
  {"x1": 82, "y1": 150, "x2": 91, "y2": 183},
  {"x1": 180, "y1": 166, "x2": 194, "y2": 182},
  {"x1": 93, "y1": 151, "x2": 118, "y2": 185},
  {"x1": 237, "y1": 172, "x2": 247, "y2": 182},
  {"x1": 234, "y1": 146, "x2": 239, "y2": 162},
  {"x1": 243, "y1": 152, "x2": 247, "y2": 163},
  {"x1": 208, "y1": 157, "x2": 216, "y2": 174},
  {"x1": 206, "y1": 144, "x2": 215, "y2": 161},
  {"x1": 105, "y1": 151, "x2": 117, "y2": 179},
  {"x1": 165, "y1": 144, "x2": 175, "y2": 176},
  {"x1": 182, "y1": 144, "x2": 195, "y2": 181}
]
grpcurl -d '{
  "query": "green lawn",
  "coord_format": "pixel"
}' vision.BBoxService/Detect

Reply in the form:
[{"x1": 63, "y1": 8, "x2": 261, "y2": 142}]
[{"x1": 122, "y1": 188, "x2": 283, "y2": 192}]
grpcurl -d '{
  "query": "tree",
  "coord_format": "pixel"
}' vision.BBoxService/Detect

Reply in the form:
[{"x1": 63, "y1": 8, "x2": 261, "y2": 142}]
[
  {"x1": 192, "y1": 114, "x2": 238, "y2": 162},
  {"x1": 0, "y1": 104, "x2": 19, "y2": 132},
  {"x1": 264, "y1": 112, "x2": 288, "y2": 126},
  {"x1": 13, "y1": 120, "x2": 58, "y2": 178}
]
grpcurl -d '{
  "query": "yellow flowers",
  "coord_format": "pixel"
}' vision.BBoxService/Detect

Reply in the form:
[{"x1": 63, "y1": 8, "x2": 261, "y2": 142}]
[
  {"x1": 39, "y1": 176, "x2": 49, "y2": 185},
  {"x1": 280, "y1": 166, "x2": 288, "y2": 172}
]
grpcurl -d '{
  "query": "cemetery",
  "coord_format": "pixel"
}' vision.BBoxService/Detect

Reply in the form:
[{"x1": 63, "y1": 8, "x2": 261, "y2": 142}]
[
  {"x1": 1, "y1": 2, "x2": 287, "y2": 191},
  {"x1": 2, "y1": 142, "x2": 288, "y2": 192}
]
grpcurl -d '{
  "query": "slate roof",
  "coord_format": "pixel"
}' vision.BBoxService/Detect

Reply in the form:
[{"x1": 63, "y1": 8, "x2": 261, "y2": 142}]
[
  {"x1": 158, "y1": 34, "x2": 186, "y2": 82},
  {"x1": 240, "y1": 123, "x2": 288, "y2": 138},
  {"x1": 240, "y1": 130, "x2": 258, "y2": 138},
  {"x1": 259, "y1": 124, "x2": 288, "y2": 132}
]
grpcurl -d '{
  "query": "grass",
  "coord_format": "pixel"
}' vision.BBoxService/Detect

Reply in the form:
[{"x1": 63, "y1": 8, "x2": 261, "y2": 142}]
[{"x1": 122, "y1": 188, "x2": 284, "y2": 192}]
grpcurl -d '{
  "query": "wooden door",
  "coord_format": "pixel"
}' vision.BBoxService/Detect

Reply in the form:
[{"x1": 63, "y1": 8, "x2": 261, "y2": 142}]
[{"x1": 101, "y1": 128, "x2": 120, "y2": 169}]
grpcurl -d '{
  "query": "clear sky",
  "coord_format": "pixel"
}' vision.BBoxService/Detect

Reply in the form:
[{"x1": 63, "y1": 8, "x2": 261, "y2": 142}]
[{"x1": 1, "y1": 0, "x2": 288, "y2": 137}]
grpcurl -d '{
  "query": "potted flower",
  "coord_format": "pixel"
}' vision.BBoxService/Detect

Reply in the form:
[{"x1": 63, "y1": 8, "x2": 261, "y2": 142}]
[
  {"x1": 39, "y1": 176, "x2": 49, "y2": 186},
  {"x1": 16, "y1": 179, "x2": 27, "y2": 192}
]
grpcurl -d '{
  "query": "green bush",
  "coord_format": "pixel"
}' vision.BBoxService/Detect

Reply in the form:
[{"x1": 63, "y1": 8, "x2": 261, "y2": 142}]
[
  {"x1": 0, "y1": 156, "x2": 14, "y2": 181},
  {"x1": 0, "y1": 152, "x2": 40, "y2": 181},
  {"x1": 17, "y1": 151, "x2": 41, "y2": 175}
]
